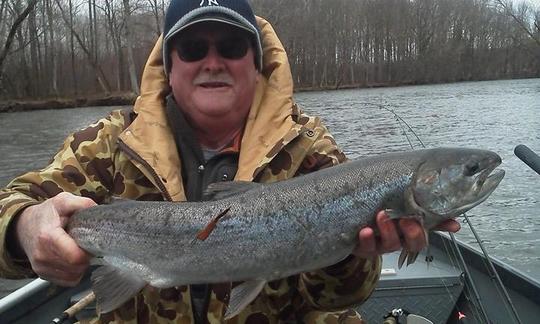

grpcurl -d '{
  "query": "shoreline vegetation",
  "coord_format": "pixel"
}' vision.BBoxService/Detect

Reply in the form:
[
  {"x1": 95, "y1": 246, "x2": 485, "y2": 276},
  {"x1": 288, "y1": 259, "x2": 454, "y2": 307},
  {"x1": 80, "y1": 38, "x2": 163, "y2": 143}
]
[
  {"x1": 0, "y1": 93, "x2": 138, "y2": 113},
  {"x1": 0, "y1": 82, "x2": 401, "y2": 113},
  {"x1": 1, "y1": 76, "x2": 536, "y2": 113},
  {"x1": 1, "y1": 1, "x2": 539, "y2": 111}
]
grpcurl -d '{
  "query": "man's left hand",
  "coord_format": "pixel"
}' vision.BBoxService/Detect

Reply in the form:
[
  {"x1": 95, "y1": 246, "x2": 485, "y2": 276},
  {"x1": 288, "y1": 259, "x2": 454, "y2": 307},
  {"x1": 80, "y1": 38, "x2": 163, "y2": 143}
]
[{"x1": 352, "y1": 210, "x2": 461, "y2": 259}]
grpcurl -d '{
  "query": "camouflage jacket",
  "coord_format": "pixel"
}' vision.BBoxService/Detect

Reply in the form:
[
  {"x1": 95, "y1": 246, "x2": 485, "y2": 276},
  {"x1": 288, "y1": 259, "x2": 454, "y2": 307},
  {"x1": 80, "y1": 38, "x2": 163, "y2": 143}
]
[{"x1": 0, "y1": 17, "x2": 381, "y2": 323}]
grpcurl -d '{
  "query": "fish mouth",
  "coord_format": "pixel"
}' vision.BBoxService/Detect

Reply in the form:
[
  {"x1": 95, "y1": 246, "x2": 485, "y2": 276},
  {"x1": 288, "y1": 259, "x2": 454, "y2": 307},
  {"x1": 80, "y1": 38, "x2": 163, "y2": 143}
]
[
  {"x1": 475, "y1": 167, "x2": 505, "y2": 202},
  {"x1": 459, "y1": 159, "x2": 505, "y2": 214}
]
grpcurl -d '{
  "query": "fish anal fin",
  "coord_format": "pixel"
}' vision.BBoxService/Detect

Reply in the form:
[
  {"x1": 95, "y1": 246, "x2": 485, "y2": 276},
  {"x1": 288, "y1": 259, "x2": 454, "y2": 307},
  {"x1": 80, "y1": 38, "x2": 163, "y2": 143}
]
[
  {"x1": 224, "y1": 279, "x2": 266, "y2": 319},
  {"x1": 91, "y1": 265, "x2": 147, "y2": 314}
]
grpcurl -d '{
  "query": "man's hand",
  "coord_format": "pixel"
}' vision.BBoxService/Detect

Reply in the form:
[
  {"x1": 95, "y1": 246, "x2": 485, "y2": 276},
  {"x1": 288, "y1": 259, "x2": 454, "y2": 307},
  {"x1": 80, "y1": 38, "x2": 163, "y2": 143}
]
[
  {"x1": 352, "y1": 210, "x2": 461, "y2": 259},
  {"x1": 14, "y1": 192, "x2": 95, "y2": 286}
]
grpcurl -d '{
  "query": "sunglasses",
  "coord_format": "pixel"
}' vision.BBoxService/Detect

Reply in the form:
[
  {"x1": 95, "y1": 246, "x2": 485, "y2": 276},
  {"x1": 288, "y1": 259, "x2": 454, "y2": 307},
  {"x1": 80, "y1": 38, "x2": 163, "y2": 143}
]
[{"x1": 173, "y1": 35, "x2": 251, "y2": 62}]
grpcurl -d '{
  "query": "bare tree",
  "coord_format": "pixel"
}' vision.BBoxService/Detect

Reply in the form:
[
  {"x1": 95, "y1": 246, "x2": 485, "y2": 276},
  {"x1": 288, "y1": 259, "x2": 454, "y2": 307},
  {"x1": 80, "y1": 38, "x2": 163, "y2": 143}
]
[
  {"x1": 147, "y1": 0, "x2": 163, "y2": 36},
  {"x1": 27, "y1": 3, "x2": 40, "y2": 96},
  {"x1": 494, "y1": 0, "x2": 540, "y2": 46},
  {"x1": 1, "y1": 0, "x2": 539, "y2": 101},
  {"x1": 0, "y1": 0, "x2": 39, "y2": 80},
  {"x1": 122, "y1": 0, "x2": 140, "y2": 94},
  {"x1": 100, "y1": 0, "x2": 125, "y2": 91},
  {"x1": 54, "y1": 0, "x2": 111, "y2": 94},
  {"x1": 45, "y1": 0, "x2": 58, "y2": 96},
  {"x1": 68, "y1": 0, "x2": 78, "y2": 94},
  {"x1": 0, "y1": 1, "x2": 8, "y2": 39}
]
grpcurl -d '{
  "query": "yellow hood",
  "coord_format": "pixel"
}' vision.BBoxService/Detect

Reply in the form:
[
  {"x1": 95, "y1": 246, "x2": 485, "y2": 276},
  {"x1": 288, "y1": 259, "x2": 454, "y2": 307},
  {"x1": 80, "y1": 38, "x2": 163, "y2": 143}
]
[{"x1": 119, "y1": 17, "x2": 301, "y2": 201}]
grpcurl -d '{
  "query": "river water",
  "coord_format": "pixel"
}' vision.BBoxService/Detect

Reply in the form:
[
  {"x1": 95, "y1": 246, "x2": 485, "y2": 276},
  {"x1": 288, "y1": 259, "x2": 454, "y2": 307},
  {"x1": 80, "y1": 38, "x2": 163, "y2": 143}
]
[{"x1": 0, "y1": 78, "x2": 539, "y2": 290}]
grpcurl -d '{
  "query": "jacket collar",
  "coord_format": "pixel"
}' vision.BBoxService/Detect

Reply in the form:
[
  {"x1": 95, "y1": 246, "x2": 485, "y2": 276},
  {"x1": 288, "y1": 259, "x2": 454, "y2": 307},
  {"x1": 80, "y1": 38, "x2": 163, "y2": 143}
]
[{"x1": 119, "y1": 17, "x2": 302, "y2": 201}]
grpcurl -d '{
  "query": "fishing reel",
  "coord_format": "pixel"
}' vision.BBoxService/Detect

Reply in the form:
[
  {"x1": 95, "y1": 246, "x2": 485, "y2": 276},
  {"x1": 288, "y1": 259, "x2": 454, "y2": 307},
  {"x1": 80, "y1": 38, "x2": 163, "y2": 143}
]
[{"x1": 383, "y1": 308, "x2": 434, "y2": 324}]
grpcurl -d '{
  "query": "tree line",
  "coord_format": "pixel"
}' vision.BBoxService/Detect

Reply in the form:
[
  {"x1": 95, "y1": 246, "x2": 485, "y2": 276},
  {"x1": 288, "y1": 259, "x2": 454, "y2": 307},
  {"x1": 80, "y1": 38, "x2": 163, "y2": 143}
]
[{"x1": 0, "y1": 0, "x2": 539, "y2": 100}]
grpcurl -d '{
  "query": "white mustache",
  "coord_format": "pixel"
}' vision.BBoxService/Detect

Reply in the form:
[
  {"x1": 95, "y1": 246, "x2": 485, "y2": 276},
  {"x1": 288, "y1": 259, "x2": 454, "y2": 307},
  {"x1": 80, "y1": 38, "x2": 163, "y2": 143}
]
[{"x1": 193, "y1": 74, "x2": 233, "y2": 86}]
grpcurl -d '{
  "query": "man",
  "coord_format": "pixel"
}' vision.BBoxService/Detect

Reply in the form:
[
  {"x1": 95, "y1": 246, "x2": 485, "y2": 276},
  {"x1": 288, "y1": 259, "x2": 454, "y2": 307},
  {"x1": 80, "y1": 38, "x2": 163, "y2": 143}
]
[{"x1": 0, "y1": 0, "x2": 459, "y2": 323}]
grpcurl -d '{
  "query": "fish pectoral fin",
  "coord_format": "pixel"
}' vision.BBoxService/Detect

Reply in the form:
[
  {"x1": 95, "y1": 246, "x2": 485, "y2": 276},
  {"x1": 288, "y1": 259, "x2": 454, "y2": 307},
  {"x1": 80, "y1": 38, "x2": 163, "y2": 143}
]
[
  {"x1": 398, "y1": 249, "x2": 408, "y2": 269},
  {"x1": 384, "y1": 209, "x2": 404, "y2": 220},
  {"x1": 203, "y1": 181, "x2": 262, "y2": 201},
  {"x1": 224, "y1": 279, "x2": 266, "y2": 320},
  {"x1": 407, "y1": 251, "x2": 420, "y2": 266},
  {"x1": 90, "y1": 256, "x2": 106, "y2": 266},
  {"x1": 398, "y1": 249, "x2": 420, "y2": 269},
  {"x1": 384, "y1": 209, "x2": 424, "y2": 223},
  {"x1": 91, "y1": 265, "x2": 147, "y2": 314},
  {"x1": 398, "y1": 229, "x2": 429, "y2": 269}
]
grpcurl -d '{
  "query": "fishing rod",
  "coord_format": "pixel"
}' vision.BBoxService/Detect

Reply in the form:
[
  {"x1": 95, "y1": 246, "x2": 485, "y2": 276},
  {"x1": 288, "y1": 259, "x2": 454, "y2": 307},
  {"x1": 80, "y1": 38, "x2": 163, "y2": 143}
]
[
  {"x1": 50, "y1": 291, "x2": 95, "y2": 324},
  {"x1": 515, "y1": 144, "x2": 540, "y2": 176},
  {"x1": 374, "y1": 103, "x2": 523, "y2": 324},
  {"x1": 442, "y1": 231, "x2": 491, "y2": 323},
  {"x1": 460, "y1": 214, "x2": 523, "y2": 324}
]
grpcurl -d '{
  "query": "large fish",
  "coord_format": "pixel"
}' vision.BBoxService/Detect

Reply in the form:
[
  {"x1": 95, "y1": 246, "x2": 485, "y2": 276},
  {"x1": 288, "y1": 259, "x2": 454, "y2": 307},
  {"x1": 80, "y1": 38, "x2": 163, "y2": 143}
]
[{"x1": 68, "y1": 147, "x2": 505, "y2": 317}]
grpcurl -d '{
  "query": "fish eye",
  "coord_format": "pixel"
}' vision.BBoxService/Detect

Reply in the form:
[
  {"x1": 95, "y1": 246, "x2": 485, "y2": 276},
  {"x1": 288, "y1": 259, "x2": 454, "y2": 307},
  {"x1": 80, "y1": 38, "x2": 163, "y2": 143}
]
[{"x1": 464, "y1": 162, "x2": 480, "y2": 176}]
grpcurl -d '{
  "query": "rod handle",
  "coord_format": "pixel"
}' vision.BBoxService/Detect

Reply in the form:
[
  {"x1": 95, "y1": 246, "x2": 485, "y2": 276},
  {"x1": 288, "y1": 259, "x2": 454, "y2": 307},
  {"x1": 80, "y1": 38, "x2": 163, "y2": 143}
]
[
  {"x1": 514, "y1": 144, "x2": 540, "y2": 176},
  {"x1": 50, "y1": 291, "x2": 96, "y2": 324}
]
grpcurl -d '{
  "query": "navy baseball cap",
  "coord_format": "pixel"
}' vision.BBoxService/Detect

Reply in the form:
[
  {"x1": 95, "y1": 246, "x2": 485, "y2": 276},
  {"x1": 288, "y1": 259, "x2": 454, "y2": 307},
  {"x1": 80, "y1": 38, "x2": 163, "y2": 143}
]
[{"x1": 163, "y1": 0, "x2": 263, "y2": 73}]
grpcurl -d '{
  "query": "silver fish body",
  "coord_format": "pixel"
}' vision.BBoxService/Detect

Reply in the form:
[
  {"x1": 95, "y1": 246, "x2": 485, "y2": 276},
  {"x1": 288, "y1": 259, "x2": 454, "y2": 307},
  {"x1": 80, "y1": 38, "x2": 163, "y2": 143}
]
[{"x1": 67, "y1": 147, "x2": 505, "y2": 314}]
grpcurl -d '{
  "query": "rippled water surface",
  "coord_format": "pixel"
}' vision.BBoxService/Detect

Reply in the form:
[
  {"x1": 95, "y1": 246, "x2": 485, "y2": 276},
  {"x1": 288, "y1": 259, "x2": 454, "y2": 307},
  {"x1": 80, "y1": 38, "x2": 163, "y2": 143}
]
[{"x1": 1, "y1": 78, "x2": 539, "y2": 282}]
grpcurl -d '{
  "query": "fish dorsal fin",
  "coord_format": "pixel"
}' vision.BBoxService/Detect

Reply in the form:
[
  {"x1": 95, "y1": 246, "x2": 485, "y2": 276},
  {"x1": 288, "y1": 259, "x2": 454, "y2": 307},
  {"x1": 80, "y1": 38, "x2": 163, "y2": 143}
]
[
  {"x1": 203, "y1": 181, "x2": 262, "y2": 201},
  {"x1": 224, "y1": 279, "x2": 266, "y2": 319},
  {"x1": 91, "y1": 265, "x2": 147, "y2": 313}
]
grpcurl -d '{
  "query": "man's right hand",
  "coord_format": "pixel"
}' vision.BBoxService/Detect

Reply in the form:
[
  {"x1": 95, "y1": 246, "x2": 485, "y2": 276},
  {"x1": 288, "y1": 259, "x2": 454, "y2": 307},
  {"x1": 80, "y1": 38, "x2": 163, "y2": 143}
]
[{"x1": 14, "y1": 192, "x2": 95, "y2": 286}]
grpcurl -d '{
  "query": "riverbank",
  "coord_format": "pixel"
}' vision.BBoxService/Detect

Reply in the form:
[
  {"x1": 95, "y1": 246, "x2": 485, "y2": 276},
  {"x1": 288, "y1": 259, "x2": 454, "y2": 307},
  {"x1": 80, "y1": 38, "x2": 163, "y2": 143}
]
[
  {"x1": 1, "y1": 76, "x2": 536, "y2": 113},
  {"x1": 0, "y1": 82, "x2": 414, "y2": 113},
  {"x1": 0, "y1": 93, "x2": 137, "y2": 113}
]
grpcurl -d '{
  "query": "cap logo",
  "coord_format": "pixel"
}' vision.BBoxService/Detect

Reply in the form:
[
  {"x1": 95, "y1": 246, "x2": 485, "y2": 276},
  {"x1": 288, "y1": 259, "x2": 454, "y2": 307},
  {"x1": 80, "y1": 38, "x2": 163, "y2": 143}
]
[{"x1": 199, "y1": 0, "x2": 219, "y2": 6}]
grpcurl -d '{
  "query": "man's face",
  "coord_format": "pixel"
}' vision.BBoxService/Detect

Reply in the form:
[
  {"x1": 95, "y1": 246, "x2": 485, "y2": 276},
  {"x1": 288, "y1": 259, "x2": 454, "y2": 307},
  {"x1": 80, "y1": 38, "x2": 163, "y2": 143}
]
[{"x1": 168, "y1": 22, "x2": 260, "y2": 129}]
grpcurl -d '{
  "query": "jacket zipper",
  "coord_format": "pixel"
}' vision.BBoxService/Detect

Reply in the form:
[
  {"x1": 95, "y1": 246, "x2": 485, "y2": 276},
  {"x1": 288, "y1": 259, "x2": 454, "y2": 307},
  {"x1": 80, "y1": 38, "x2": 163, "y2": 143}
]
[{"x1": 117, "y1": 139, "x2": 173, "y2": 202}]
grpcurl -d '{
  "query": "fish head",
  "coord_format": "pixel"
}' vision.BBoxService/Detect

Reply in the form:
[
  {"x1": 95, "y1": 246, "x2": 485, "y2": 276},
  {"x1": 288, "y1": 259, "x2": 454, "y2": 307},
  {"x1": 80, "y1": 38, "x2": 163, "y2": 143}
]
[{"x1": 409, "y1": 148, "x2": 505, "y2": 228}]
